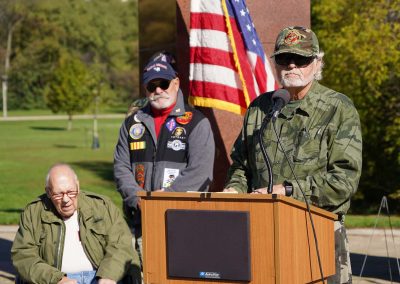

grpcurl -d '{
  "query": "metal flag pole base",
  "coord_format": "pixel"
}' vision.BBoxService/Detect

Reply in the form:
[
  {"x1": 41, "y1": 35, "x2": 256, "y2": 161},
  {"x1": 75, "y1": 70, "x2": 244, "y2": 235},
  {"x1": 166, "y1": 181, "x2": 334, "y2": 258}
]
[
  {"x1": 92, "y1": 135, "x2": 100, "y2": 149},
  {"x1": 359, "y1": 196, "x2": 400, "y2": 282}
]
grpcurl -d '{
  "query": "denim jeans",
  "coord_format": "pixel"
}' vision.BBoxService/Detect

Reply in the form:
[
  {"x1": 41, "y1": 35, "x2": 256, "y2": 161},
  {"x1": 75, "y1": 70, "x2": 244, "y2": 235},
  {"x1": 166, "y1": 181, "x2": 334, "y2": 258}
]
[{"x1": 67, "y1": 270, "x2": 97, "y2": 284}]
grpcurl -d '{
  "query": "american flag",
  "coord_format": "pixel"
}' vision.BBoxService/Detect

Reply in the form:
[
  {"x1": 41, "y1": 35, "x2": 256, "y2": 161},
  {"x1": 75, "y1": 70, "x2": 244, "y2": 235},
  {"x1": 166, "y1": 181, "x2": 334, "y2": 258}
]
[{"x1": 189, "y1": 0, "x2": 277, "y2": 115}]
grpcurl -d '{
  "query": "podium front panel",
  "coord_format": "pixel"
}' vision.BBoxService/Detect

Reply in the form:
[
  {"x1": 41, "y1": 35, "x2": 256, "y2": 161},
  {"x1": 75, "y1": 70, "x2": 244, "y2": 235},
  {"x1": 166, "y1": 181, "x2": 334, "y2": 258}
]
[{"x1": 166, "y1": 209, "x2": 251, "y2": 281}]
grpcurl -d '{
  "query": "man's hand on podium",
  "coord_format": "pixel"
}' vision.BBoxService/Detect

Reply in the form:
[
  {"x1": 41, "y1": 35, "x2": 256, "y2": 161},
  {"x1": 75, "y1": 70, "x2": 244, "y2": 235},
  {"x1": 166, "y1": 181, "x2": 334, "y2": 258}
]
[
  {"x1": 222, "y1": 187, "x2": 239, "y2": 193},
  {"x1": 251, "y1": 184, "x2": 285, "y2": 195},
  {"x1": 223, "y1": 185, "x2": 286, "y2": 195}
]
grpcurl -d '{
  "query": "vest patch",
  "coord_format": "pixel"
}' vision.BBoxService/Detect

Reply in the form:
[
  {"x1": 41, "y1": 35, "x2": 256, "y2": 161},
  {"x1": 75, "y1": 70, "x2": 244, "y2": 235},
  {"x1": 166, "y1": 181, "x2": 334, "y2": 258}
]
[
  {"x1": 166, "y1": 118, "x2": 176, "y2": 132},
  {"x1": 135, "y1": 164, "x2": 145, "y2": 188},
  {"x1": 129, "y1": 123, "x2": 145, "y2": 139},
  {"x1": 176, "y1": 112, "x2": 193, "y2": 125},
  {"x1": 130, "y1": 141, "x2": 146, "y2": 150},
  {"x1": 167, "y1": 140, "x2": 186, "y2": 151},
  {"x1": 171, "y1": 127, "x2": 186, "y2": 139}
]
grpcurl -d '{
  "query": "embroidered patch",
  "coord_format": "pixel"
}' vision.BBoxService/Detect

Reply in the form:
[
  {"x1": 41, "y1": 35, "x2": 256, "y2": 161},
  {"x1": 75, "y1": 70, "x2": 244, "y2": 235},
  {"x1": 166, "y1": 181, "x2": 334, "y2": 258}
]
[
  {"x1": 130, "y1": 141, "x2": 146, "y2": 150},
  {"x1": 129, "y1": 123, "x2": 145, "y2": 139},
  {"x1": 135, "y1": 164, "x2": 145, "y2": 188},
  {"x1": 167, "y1": 140, "x2": 186, "y2": 151},
  {"x1": 166, "y1": 118, "x2": 176, "y2": 132},
  {"x1": 176, "y1": 112, "x2": 193, "y2": 125},
  {"x1": 284, "y1": 30, "x2": 305, "y2": 46},
  {"x1": 133, "y1": 114, "x2": 141, "y2": 122},
  {"x1": 172, "y1": 127, "x2": 186, "y2": 139}
]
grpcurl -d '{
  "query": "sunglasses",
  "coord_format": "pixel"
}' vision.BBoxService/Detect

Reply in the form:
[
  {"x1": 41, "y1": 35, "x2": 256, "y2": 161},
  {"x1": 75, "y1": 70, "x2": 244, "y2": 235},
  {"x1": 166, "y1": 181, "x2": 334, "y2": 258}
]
[
  {"x1": 146, "y1": 79, "x2": 172, "y2": 93},
  {"x1": 275, "y1": 54, "x2": 315, "y2": 67}
]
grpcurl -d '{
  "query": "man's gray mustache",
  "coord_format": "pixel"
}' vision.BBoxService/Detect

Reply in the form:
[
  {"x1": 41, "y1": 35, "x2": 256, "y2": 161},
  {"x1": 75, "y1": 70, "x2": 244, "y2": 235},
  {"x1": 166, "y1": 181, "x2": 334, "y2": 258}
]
[{"x1": 148, "y1": 94, "x2": 170, "y2": 101}]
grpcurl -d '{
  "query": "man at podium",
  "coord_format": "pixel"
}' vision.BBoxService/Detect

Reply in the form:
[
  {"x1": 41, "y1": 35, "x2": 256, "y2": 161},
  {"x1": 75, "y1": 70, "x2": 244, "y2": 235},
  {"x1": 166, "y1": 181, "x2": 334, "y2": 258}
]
[{"x1": 224, "y1": 26, "x2": 362, "y2": 283}]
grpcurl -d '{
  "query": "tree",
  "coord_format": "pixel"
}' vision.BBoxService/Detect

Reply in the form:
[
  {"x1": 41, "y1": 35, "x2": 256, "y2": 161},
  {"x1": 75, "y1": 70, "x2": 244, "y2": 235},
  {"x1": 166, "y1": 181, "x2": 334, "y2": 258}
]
[
  {"x1": 45, "y1": 55, "x2": 96, "y2": 130},
  {"x1": 0, "y1": 0, "x2": 33, "y2": 115},
  {"x1": 312, "y1": 0, "x2": 400, "y2": 212},
  {"x1": 1, "y1": 0, "x2": 139, "y2": 110}
]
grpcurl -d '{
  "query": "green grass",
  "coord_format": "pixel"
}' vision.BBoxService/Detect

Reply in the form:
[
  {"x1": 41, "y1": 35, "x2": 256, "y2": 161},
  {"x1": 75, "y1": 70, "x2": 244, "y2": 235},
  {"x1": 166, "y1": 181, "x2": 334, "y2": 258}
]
[
  {"x1": 0, "y1": 118, "x2": 125, "y2": 224},
  {"x1": 2, "y1": 109, "x2": 55, "y2": 116},
  {"x1": 1, "y1": 105, "x2": 128, "y2": 117},
  {"x1": 345, "y1": 215, "x2": 400, "y2": 228}
]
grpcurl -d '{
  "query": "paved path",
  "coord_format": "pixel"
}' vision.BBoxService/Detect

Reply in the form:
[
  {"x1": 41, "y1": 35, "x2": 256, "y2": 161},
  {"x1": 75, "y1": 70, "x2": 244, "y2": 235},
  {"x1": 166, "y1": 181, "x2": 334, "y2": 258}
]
[
  {"x1": 350, "y1": 229, "x2": 400, "y2": 283},
  {"x1": 0, "y1": 114, "x2": 125, "y2": 122},
  {"x1": 1, "y1": 226, "x2": 399, "y2": 283},
  {"x1": 0, "y1": 226, "x2": 17, "y2": 284}
]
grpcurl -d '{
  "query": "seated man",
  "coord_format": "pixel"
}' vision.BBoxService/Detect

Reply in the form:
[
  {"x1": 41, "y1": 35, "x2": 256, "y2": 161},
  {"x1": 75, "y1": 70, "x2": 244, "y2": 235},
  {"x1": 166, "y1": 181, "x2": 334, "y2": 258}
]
[{"x1": 11, "y1": 164, "x2": 140, "y2": 284}]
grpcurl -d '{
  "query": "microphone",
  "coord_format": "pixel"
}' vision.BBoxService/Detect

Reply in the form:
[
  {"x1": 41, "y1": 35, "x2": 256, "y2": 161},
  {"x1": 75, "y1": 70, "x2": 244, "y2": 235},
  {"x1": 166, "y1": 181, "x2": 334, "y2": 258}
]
[
  {"x1": 258, "y1": 89, "x2": 290, "y2": 194},
  {"x1": 270, "y1": 89, "x2": 291, "y2": 122}
]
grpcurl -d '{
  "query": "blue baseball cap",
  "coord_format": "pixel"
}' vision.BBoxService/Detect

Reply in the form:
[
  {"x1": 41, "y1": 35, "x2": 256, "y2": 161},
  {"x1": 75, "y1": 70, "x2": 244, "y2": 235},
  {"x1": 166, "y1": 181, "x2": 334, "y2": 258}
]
[{"x1": 142, "y1": 59, "x2": 177, "y2": 84}]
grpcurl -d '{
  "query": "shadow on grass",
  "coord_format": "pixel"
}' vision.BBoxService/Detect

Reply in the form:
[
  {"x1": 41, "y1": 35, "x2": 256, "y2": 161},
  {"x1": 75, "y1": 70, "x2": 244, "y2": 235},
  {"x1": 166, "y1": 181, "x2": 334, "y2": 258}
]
[
  {"x1": 0, "y1": 209, "x2": 23, "y2": 213},
  {"x1": 351, "y1": 252, "x2": 400, "y2": 281},
  {"x1": 0, "y1": 238, "x2": 16, "y2": 278},
  {"x1": 72, "y1": 161, "x2": 114, "y2": 183},
  {"x1": 30, "y1": 126, "x2": 66, "y2": 131},
  {"x1": 54, "y1": 144, "x2": 78, "y2": 149}
]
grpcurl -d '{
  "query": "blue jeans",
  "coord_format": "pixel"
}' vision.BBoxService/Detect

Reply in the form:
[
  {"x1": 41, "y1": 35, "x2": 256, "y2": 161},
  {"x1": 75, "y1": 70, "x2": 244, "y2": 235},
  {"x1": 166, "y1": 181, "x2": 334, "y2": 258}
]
[{"x1": 67, "y1": 270, "x2": 97, "y2": 284}]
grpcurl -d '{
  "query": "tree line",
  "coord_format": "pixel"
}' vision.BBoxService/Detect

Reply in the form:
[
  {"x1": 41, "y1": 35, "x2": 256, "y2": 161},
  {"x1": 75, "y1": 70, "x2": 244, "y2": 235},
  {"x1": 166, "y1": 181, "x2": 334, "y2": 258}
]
[{"x1": 0, "y1": 0, "x2": 138, "y2": 117}]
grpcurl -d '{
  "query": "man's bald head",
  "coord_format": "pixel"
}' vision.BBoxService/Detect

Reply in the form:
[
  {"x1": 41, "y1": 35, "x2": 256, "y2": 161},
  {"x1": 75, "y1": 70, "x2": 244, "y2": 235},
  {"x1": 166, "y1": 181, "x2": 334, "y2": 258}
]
[
  {"x1": 45, "y1": 164, "x2": 80, "y2": 219},
  {"x1": 45, "y1": 164, "x2": 78, "y2": 190}
]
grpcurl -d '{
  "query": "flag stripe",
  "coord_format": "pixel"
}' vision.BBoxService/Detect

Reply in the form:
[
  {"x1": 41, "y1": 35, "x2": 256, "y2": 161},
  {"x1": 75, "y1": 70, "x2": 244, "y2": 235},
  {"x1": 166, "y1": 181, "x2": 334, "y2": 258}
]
[
  {"x1": 190, "y1": 0, "x2": 223, "y2": 14},
  {"x1": 190, "y1": 29, "x2": 231, "y2": 52},
  {"x1": 190, "y1": 96, "x2": 246, "y2": 115},
  {"x1": 251, "y1": 52, "x2": 267, "y2": 91},
  {"x1": 191, "y1": 80, "x2": 246, "y2": 105},
  {"x1": 190, "y1": 13, "x2": 225, "y2": 31},
  {"x1": 190, "y1": 63, "x2": 242, "y2": 90},
  {"x1": 190, "y1": 47, "x2": 235, "y2": 71}
]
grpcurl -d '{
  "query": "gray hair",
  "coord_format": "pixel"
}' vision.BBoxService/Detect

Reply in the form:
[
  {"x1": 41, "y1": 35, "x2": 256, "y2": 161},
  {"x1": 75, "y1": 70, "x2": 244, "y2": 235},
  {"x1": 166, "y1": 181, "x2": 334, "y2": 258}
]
[
  {"x1": 45, "y1": 163, "x2": 78, "y2": 190},
  {"x1": 314, "y1": 51, "x2": 325, "y2": 81}
]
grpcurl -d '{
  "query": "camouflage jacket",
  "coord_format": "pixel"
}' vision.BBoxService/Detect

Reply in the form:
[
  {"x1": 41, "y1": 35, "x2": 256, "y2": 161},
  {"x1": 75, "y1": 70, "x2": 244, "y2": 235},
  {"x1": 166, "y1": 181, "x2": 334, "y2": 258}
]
[{"x1": 225, "y1": 81, "x2": 362, "y2": 215}]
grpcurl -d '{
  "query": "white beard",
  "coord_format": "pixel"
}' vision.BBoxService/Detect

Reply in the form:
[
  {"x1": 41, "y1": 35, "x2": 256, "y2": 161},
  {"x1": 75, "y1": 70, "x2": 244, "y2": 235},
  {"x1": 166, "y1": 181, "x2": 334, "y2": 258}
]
[{"x1": 280, "y1": 70, "x2": 314, "y2": 88}]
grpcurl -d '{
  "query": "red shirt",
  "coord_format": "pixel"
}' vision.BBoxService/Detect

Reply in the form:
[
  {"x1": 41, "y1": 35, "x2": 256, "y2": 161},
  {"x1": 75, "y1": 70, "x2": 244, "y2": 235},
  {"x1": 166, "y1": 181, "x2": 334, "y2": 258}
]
[{"x1": 151, "y1": 103, "x2": 176, "y2": 138}]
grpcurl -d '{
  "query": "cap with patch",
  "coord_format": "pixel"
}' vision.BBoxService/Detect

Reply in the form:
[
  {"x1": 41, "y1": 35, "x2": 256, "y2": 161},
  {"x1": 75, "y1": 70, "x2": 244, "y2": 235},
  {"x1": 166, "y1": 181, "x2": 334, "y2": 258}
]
[
  {"x1": 142, "y1": 60, "x2": 177, "y2": 84},
  {"x1": 272, "y1": 26, "x2": 319, "y2": 57}
]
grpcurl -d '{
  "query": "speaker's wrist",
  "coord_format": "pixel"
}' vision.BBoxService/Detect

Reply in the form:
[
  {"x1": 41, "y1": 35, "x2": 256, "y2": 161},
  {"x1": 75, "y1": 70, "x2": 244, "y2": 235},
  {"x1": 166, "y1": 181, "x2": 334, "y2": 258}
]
[{"x1": 283, "y1": 181, "x2": 293, "y2": 196}]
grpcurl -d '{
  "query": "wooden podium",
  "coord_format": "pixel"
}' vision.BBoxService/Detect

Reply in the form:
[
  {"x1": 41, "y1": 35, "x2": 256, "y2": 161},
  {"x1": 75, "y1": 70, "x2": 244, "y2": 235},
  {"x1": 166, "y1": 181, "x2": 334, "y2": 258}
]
[{"x1": 137, "y1": 192, "x2": 336, "y2": 284}]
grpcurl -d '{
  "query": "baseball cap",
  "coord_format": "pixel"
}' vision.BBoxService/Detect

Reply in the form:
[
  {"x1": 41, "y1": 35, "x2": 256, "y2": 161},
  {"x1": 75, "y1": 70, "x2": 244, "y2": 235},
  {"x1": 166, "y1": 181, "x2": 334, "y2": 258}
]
[
  {"x1": 142, "y1": 59, "x2": 177, "y2": 84},
  {"x1": 271, "y1": 26, "x2": 319, "y2": 57}
]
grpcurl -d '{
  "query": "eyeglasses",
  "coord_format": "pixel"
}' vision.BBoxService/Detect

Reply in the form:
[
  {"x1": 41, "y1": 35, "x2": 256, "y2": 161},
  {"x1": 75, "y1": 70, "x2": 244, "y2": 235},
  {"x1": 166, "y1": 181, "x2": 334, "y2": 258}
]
[
  {"x1": 50, "y1": 191, "x2": 78, "y2": 201},
  {"x1": 146, "y1": 79, "x2": 172, "y2": 93},
  {"x1": 275, "y1": 54, "x2": 315, "y2": 67}
]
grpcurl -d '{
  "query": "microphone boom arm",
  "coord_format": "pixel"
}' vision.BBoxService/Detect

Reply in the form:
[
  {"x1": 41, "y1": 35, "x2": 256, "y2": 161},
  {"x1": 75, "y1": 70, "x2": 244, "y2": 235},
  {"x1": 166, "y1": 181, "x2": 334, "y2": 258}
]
[{"x1": 258, "y1": 115, "x2": 274, "y2": 194}]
